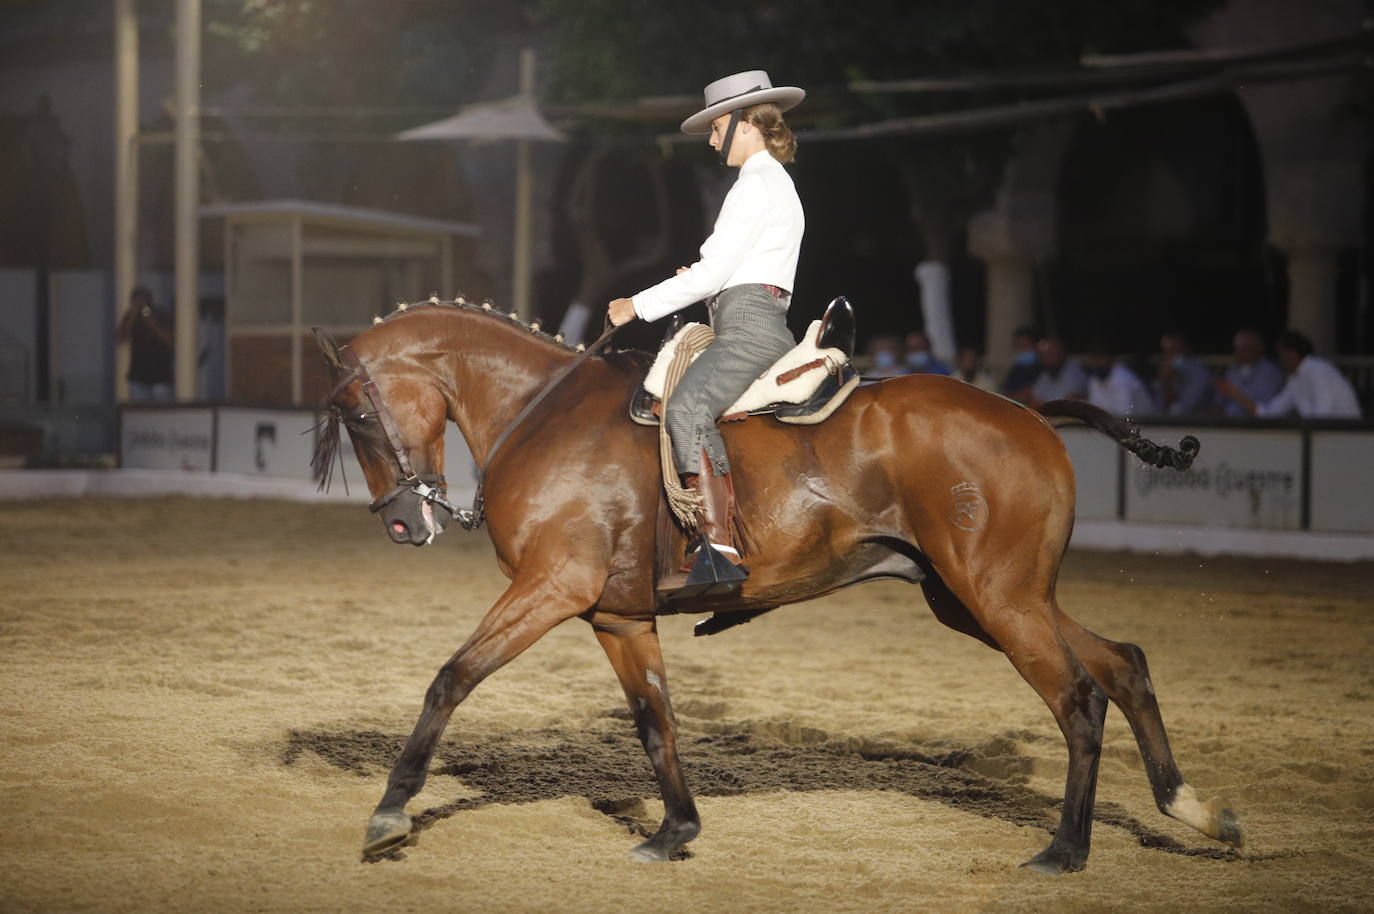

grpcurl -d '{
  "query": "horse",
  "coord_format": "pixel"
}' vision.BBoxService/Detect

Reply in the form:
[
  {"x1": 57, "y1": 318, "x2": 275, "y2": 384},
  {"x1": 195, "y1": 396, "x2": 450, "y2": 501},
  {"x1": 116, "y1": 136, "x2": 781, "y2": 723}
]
[{"x1": 311, "y1": 299, "x2": 1242, "y2": 874}]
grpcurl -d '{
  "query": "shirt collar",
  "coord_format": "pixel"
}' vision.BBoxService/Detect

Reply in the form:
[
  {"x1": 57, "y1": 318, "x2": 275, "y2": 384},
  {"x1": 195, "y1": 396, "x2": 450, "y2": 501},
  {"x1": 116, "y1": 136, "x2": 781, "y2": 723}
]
[{"x1": 739, "y1": 149, "x2": 772, "y2": 175}]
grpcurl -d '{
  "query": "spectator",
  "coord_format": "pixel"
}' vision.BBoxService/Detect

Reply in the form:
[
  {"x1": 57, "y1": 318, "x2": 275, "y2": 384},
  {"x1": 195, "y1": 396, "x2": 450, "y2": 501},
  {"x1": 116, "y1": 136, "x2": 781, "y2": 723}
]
[
  {"x1": 1029, "y1": 337, "x2": 1087, "y2": 404},
  {"x1": 1083, "y1": 342, "x2": 1154, "y2": 417},
  {"x1": 865, "y1": 334, "x2": 906, "y2": 378},
  {"x1": 953, "y1": 347, "x2": 996, "y2": 391},
  {"x1": 1155, "y1": 331, "x2": 1214, "y2": 416},
  {"x1": 1215, "y1": 328, "x2": 1284, "y2": 418},
  {"x1": 198, "y1": 297, "x2": 226, "y2": 401},
  {"x1": 902, "y1": 331, "x2": 951, "y2": 375},
  {"x1": 116, "y1": 286, "x2": 173, "y2": 401},
  {"x1": 1001, "y1": 325, "x2": 1040, "y2": 399},
  {"x1": 1218, "y1": 329, "x2": 1361, "y2": 419}
]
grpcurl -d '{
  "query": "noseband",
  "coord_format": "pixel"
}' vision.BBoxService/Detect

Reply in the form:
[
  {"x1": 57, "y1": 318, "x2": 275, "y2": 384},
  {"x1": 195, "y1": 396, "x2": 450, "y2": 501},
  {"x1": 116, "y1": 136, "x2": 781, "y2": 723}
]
[{"x1": 334, "y1": 347, "x2": 477, "y2": 529}]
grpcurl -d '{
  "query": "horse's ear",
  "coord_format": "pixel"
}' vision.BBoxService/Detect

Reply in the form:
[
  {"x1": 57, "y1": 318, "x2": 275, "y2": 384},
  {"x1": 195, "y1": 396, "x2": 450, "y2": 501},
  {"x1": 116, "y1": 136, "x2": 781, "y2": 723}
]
[{"x1": 312, "y1": 327, "x2": 346, "y2": 375}]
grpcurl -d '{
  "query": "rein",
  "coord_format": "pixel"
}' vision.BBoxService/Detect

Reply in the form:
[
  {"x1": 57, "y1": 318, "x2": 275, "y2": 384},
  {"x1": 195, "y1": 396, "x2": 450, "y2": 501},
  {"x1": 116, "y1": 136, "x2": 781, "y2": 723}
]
[{"x1": 332, "y1": 320, "x2": 622, "y2": 533}]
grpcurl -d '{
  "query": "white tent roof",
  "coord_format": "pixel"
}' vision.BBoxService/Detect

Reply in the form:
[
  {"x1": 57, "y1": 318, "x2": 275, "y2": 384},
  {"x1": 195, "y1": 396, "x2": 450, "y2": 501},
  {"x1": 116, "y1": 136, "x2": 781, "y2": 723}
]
[{"x1": 397, "y1": 94, "x2": 566, "y2": 143}]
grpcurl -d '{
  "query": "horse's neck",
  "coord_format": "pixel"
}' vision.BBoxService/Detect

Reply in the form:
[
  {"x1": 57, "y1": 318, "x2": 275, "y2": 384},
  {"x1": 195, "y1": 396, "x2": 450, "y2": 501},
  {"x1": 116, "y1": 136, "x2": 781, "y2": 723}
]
[{"x1": 433, "y1": 316, "x2": 574, "y2": 468}]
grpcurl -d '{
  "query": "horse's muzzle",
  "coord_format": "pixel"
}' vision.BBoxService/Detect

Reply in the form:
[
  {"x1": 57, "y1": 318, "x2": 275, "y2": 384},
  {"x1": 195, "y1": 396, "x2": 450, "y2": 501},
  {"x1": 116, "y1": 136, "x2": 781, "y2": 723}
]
[{"x1": 379, "y1": 492, "x2": 451, "y2": 547}]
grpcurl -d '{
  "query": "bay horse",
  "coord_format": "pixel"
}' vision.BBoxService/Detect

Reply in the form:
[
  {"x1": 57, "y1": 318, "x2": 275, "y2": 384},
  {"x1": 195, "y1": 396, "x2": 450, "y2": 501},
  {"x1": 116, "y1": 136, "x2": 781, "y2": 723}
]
[{"x1": 312, "y1": 299, "x2": 1242, "y2": 874}]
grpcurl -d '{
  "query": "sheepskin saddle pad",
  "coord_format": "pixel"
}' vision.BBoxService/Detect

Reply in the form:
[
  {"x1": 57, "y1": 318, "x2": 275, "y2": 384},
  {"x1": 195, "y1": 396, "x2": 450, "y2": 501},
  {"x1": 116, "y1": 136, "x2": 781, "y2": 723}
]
[{"x1": 629, "y1": 296, "x2": 859, "y2": 427}]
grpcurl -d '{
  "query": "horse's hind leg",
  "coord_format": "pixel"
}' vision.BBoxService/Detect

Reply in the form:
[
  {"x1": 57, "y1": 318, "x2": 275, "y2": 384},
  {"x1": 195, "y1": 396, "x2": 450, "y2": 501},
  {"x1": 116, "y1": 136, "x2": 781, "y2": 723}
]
[
  {"x1": 929, "y1": 568, "x2": 1108, "y2": 874},
  {"x1": 363, "y1": 574, "x2": 597, "y2": 855},
  {"x1": 589, "y1": 614, "x2": 700, "y2": 862},
  {"x1": 1054, "y1": 608, "x2": 1244, "y2": 848}
]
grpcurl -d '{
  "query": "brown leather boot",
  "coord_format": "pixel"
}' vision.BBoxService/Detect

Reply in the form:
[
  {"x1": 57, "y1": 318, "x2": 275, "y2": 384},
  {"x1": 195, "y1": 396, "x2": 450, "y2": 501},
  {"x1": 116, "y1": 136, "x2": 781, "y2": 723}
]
[
  {"x1": 668, "y1": 450, "x2": 749, "y2": 599},
  {"x1": 681, "y1": 449, "x2": 745, "y2": 568}
]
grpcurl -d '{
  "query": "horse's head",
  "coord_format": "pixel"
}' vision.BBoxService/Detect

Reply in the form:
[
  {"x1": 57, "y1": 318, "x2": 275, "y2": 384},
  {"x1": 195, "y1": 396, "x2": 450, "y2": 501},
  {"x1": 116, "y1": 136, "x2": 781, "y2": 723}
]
[{"x1": 313, "y1": 327, "x2": 455, "y2": 547}]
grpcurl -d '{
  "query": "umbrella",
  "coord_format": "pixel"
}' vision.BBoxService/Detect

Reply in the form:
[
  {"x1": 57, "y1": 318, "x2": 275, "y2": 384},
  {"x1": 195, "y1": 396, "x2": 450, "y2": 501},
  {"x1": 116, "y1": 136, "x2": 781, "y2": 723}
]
[{"x1": 398, "y1": 50, "x2": 565, "y2": 317}]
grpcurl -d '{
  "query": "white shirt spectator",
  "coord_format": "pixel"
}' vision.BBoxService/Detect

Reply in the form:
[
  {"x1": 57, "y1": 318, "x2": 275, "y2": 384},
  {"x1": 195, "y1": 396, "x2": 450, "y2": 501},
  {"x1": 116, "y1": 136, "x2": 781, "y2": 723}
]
[
  {"x1": 632, "y1": 150, "x2": 803, "y2": 322},
  {"x1": 1031, "y1": 360, "x2": 1088, "y2": 403},
  {"x1": 1088, "y1": 363, "x2": 1155, "y2": 417},
  {"x1": 1256, "y1": 356, "x2": 1362, "y2": 419}
]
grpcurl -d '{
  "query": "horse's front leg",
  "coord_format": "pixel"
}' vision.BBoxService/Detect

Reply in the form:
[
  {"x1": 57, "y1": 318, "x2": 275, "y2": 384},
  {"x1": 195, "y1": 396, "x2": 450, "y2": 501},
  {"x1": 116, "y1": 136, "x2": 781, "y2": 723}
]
[
  {"x1": 363, "y1": 573, "x2": 600, "y2": 855},
  {"x1": 590, "y1": 613, "x2": 700, "y2": 861}
]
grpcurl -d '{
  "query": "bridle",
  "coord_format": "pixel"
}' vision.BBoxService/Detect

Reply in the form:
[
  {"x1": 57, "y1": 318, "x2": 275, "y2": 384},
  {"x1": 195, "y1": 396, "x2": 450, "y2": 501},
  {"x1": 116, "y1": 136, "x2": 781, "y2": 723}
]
[
  {"x1": 326, "y1": 319, "x2": 621, "y2": 533},
  {"x1": 333, "y1": 346, "x2": 471, "y2": 527}
]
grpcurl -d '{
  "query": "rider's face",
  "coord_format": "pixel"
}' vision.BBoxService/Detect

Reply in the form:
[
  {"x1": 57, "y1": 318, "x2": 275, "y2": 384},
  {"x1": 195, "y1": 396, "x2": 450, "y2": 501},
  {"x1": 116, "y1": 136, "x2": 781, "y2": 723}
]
[{"x1": 708, "y1": 113, "x2": 752, "y2": 166}]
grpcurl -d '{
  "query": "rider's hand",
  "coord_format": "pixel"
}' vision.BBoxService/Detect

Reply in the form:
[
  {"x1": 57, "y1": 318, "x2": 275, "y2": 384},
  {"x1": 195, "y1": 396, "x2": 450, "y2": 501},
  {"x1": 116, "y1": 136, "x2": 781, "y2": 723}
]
[
  {"x1": 607, "y1": 298, "x2": 637, "y2": 326},
  {"x1": 675, "y1": 266, "x2": 689, "y2": 275}
]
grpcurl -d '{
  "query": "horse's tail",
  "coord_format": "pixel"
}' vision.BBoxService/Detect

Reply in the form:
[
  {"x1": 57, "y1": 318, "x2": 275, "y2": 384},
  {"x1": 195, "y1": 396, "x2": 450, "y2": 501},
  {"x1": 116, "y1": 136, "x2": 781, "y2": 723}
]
[{"x1": 1036, "y1": 399, "x2": 1200, "y2": 471}]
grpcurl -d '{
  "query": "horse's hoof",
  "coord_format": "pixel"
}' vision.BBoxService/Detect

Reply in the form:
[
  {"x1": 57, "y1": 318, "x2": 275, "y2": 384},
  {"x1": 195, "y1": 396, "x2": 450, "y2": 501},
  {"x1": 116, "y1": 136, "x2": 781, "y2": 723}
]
[
  {"x1": 628, "y1": 840, "x2": 671, "y2": 863},
  {"x1": 1020, "y1": 845, "x2": 1086, "y2": 876},
  {"x1": 627, "y1": 819, "x2": 699, "y2": 863},
  {"x1": 362, "y1": 811, "x2": 412, "y2": 856},
  {"x1": 1213, "y1": 807, "x2": 1244, "y2": 849}
]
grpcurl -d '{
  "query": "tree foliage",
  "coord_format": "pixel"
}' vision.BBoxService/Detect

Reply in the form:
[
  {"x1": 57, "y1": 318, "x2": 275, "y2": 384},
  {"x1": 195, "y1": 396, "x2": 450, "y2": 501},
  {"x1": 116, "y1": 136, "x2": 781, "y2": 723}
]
[
  {"x1": 201, "y1": 0, "x2": 532, "y2": 107},
  {"x1": 533, "y1": 0, "x2": 1222, "y2": 254}
]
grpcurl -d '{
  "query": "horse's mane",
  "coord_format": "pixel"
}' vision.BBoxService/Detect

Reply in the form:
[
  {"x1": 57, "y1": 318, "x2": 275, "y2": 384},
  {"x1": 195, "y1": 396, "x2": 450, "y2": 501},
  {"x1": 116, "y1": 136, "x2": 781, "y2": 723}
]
[
  {"x1": 310, "y1": 296, "x2": 653, "y2": 491},
  {"x1": 311, "y1": 406, "x2": 347, "y2": 493}
]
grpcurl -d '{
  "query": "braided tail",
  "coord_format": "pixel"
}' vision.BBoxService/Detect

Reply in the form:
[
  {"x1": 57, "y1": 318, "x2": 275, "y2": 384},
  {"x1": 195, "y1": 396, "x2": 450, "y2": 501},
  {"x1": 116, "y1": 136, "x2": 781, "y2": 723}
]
[{"x1": 1035, "y1": 399, "x2": 1200, "y2": 471}]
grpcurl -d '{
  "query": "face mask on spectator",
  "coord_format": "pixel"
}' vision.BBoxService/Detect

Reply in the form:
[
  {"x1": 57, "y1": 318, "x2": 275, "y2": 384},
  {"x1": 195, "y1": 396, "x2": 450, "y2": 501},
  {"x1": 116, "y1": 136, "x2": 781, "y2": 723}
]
[
  {"x1": 873, "y1": 350, "x2": 897, "y2": 369},
  {"x1": 905, "y1": 351, "x2": 930, "y2": 368},
  {"x1": 1014, "y1": 350, "x2": 1037, "y2": 366}
]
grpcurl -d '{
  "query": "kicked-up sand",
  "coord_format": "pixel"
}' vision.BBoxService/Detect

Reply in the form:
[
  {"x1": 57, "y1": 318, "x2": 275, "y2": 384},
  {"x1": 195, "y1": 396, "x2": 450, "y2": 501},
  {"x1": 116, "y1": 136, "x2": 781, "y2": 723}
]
[{"x1": 1, "y1": 496, "x2": 1372, "y2": 912}]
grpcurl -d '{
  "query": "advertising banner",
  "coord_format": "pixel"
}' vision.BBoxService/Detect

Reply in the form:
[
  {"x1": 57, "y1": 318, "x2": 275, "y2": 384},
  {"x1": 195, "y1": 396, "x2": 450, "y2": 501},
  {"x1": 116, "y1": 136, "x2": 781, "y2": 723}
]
[
  {"x1": 1125, "y1": 426, "x2": 1302, "y2": 529},
  {"x1": 120, "y1": 409, "x2": 214, "y2": 471},
  {"x1": 1059, "y1": 427, "x2": 1120, "y2": 520},
  {"x1": 1310, "y1": 432, "x2": 1374, "y2": 534},
  {"x1": 215, "y1": 408, "x2": 318, "y2": 479}
]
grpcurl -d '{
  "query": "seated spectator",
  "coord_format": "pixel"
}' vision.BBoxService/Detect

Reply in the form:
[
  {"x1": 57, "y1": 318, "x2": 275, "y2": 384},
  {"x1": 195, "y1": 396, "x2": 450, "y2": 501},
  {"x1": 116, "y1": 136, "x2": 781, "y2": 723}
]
[
  {"x1": 865, "y1": 334, "x2": 906, "y2": 378},
  {"x1": 1001, "y1": 325, "x2": 1040, "y2": 399},
  {"x1": 1217, "y1": 329, "x2": 1361, "y2": 419},
  {"x1": 1215, "y1": 328, "x2": 1284, "y2": 418},
  {"x1": 1154, "y1": 331, "x2": 1214, "y2": 416},
  {"x1": 902, "y1": 331, "x2": 951, "y2": 375},
  {"x1": 1029, "y1": 337, "x2": 1087, "y2": 404},
  {"x1": 953, "y1": 347, "x2": 996, "y2": 391},
  {"x1": 1083, "y1": 342, "x2": 1155, "y2": 417}
]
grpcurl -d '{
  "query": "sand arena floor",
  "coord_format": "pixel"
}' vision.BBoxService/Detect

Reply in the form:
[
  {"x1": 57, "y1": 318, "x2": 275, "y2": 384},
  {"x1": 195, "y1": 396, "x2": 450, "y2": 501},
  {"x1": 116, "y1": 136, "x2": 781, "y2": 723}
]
[{"x1": 2, "y1": 496, "x2": 1373, "y2": 912}]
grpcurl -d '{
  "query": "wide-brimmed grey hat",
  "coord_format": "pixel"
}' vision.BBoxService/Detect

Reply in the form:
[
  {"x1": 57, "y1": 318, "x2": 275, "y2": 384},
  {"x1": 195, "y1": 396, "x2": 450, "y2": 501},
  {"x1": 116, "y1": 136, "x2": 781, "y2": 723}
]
[{"x1": 680, "y1": 70, "x2": 805, "y2": 135}]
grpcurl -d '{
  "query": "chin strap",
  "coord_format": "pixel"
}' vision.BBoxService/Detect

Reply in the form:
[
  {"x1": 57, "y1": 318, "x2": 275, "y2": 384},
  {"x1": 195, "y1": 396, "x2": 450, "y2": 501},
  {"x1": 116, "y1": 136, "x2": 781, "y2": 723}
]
[{"x1": 718, "y1": 108, "x2": 743, "y2": 165}]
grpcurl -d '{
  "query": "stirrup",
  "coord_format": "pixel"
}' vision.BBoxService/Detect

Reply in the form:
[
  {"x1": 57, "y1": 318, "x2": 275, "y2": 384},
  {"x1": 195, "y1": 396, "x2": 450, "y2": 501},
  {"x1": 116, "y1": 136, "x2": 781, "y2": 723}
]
[{"x1": 671, "y1": 538, "x2": 749, "y2": 600}]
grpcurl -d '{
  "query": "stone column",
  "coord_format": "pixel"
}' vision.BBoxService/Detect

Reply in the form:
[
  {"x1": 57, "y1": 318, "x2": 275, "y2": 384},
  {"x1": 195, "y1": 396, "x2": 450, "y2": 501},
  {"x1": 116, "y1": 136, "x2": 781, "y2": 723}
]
[
  {"x1": 968, "y1": 124, "x2": 1070, "y2": 376},
  {"x1": 1284, "y1": 247, "x2": 1342, "y2": 352},
  {"x1": 1190, "y1": 0, "x2": 1368, "y2": 354}
]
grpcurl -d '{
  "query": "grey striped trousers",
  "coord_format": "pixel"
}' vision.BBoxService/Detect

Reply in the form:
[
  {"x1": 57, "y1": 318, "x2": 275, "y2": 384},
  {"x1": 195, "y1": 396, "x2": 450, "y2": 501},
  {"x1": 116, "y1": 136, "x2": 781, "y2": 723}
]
[{"x1": 665, "y1": 283, "x2": 796, "y2": 475}]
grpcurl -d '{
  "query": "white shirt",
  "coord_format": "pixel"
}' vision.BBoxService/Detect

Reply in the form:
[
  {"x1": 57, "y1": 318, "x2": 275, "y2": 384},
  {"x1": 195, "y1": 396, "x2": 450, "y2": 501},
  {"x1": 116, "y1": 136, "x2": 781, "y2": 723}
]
[
  {"x1": 1088, "y1": 363, "x2": 1155, "y2": 417},
  {"x1": 1256, "y1": 356, "x2": 1362, "y2": 419},
  {"x1": 632, "y1": 150, "x2": 804, "y2": 322}
]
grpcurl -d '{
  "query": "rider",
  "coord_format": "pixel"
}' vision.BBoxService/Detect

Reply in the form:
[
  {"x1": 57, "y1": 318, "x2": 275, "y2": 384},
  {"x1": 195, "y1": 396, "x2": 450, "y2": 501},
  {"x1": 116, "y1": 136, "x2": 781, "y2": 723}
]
[{"x1": 607, "y1": 70, "x2": 805, "y2": 589}]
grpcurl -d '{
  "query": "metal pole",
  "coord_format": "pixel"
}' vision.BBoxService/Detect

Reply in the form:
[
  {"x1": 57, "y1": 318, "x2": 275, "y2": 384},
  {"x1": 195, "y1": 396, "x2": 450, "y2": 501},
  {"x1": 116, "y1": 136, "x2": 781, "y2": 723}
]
[
  {"x1": 290, "y1": 215, "x2": 303, "y2": 405},
  {"x1": 113, "y1": 0, "x2": 138, "y2": 403},
  {"x1": 440, "y1": 233, "x2": 453, "y2": 300},
  {"x1": 511, "y1": 47, "x2": 535, "y2": 317},
  {"x1": 173, "y1": 0, "x2": 200, "y2": 401}
]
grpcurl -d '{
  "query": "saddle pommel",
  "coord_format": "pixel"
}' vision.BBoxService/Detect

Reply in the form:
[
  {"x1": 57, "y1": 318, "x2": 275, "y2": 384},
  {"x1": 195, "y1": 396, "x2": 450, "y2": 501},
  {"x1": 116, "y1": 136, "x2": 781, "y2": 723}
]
[{"x1": 817, "y1": 296, "x2": 855, "y2": 361}]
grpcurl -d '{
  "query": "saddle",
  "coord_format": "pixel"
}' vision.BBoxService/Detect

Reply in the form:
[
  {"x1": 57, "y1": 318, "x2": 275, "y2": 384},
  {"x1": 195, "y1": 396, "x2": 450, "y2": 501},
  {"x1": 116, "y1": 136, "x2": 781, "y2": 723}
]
[{"x1": 629, "y1": 296, "x2": 859, "y2": 426}]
